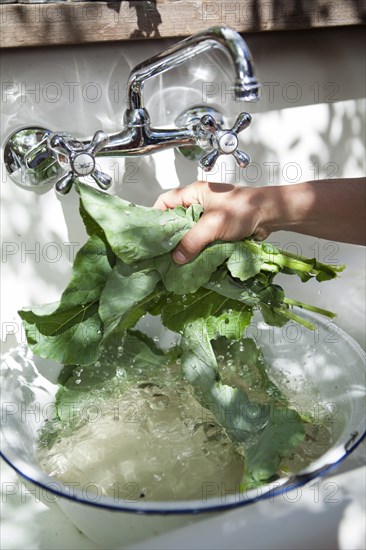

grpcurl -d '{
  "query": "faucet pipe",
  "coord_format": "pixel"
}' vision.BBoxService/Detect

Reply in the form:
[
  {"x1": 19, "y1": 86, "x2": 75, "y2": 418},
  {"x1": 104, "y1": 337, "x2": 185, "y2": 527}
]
[{"x1": 127, "y1": 25, "x2": 260, "y2": 111}]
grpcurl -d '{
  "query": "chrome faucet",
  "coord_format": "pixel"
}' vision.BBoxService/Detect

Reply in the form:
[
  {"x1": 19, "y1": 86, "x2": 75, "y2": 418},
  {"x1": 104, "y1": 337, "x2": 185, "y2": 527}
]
[{"x1": 4, "y1": 25, "x2": 260, "y2": 195}]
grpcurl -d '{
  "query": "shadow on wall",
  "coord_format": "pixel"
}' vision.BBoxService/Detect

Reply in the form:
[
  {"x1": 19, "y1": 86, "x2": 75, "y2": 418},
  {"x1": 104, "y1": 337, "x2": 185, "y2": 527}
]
[
  {"x1": 5, "y1": 0, "x2": 366, "y2": 36},
  {"x1": 6, "y1": 0, "x2": 163, "y2": 42},
  {"x1": 107, "y1": 1, "x2": 162, "y2": 38},
  {"x1": 269, "y1": 0, "x2": 366, "y2": 27},
  {"x1": 234, "y1": 99, "x2": 366, "y2": 188},
  {"x1": 193, "y1": 99, "x2": 365, "y2": 190}
]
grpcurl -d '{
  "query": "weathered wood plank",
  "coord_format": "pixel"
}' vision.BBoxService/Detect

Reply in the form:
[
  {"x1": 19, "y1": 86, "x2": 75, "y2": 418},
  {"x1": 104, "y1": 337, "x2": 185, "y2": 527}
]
[{"x1": 1, "y1": 0, "x2": 365, "y2": 49}]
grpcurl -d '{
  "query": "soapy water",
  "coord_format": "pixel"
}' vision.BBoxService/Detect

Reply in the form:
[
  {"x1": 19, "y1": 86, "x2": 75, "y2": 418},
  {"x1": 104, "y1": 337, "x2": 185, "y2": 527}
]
[{"x1": 37, "y1": 352, "x2": 334, "y2": 502}]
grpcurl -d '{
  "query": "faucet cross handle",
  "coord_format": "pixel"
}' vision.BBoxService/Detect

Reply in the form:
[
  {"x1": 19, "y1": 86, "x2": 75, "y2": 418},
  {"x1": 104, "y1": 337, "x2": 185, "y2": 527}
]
[
  {"x1": 48, "y1": 130, "x2": 112, "y2": 195},
  {"x1": 199, "y1": 112, "x2": 252, "y2": 172}
]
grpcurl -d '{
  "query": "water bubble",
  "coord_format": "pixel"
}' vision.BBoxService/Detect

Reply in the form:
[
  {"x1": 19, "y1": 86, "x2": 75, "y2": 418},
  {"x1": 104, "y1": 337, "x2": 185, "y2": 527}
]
[
  {"x1": 149, "y1": 395, "x2": 169, "y2": 411},
  {"x1": 116, "y1": 367, "x2": 125, "y2": 378}
]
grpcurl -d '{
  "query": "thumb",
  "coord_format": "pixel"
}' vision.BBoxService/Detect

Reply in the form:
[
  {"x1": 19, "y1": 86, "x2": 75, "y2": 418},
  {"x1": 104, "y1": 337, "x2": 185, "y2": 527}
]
[{"x1": 172, "y1": 211, "x2": 222, "y2": 264}]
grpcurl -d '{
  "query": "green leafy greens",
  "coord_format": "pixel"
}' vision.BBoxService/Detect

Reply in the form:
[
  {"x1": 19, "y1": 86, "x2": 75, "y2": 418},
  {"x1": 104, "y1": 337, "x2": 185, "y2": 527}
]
[{"x1": 20, "y1": 182, "x2": 344, "y2": 491}]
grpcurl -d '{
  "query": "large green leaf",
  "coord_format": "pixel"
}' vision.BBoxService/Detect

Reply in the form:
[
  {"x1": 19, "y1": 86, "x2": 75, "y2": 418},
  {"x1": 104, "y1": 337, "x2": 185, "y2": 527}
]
[
  {"x1": 59, "y1": 234, "x2": 114, "y2": 306},
  {"x1": 205, "y1": 269, "x2": 285, "y2": 310},
  {"x1": 227, "y1": 241, "x2": 264, "y2": 281},
  {"x1": 99, "y1": 261, "x2": 161, "y2": 338},
  {"x1": 76, "y1": 182, "x2": 198, "y2": 263},
  {"x1": 241, "y1": 406, "x2": 305, "y2": 489},
  {"x1": 156, "y1": 287, "x2": 252, "y2": 340},
  {"x1": 20, "y1": 301, "x2": 102, "y2": 365},
  {"x1": 18, "y1": 234, "x2": 112, "y2": 365},
  {"x1": 181, "y1": 320, "x2": 269, "y2": 440},
  {"x1": 154, "y1": 243, "x2": 236, "y2": 294},
  {"x1": 182, "y1": 322, "x2": 305, "y2": 485}
]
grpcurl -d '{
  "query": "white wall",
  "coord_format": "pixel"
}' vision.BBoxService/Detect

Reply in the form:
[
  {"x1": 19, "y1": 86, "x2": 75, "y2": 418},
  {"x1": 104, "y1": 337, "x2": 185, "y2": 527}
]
[{"x1": 1, "y1": 25, "x2": 365, "y2": 353}]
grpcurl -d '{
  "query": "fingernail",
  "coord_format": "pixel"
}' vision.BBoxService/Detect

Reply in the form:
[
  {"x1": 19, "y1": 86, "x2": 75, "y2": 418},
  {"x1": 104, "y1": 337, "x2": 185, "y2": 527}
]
[{"x1": 173, "y1": 249, "x2": 187, "y2": 264}]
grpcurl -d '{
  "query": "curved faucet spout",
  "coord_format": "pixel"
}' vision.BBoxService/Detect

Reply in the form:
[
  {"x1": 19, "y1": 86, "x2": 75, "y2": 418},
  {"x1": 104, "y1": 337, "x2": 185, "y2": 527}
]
[{"x1": 127, "y1": 24, "x2": 260, "y2": 111}]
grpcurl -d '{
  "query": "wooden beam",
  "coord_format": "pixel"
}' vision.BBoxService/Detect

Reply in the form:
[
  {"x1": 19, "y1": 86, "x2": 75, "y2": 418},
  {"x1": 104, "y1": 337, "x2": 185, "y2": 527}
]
[{"x1": 1, "y1": 0, "x2": 365, "y2": 49}]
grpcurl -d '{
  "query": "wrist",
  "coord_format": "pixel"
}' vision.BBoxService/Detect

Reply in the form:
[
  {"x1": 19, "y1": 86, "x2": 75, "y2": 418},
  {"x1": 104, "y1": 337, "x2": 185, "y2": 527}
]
[
  {"x1": 255, "y1": 184, "x2": 314, "y2": 235},
  {"x1": 248, "y1": 185, "x2": 287, "y2": 236}
]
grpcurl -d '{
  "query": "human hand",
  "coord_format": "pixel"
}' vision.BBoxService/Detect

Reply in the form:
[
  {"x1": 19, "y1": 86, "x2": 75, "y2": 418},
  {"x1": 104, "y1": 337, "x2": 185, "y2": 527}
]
[
  {"x1": 155, "y1": 178, "x2": 366, "y2": 256},
  {"x1": 154, "y1": 181, "x2": 272, "y2": 264}
]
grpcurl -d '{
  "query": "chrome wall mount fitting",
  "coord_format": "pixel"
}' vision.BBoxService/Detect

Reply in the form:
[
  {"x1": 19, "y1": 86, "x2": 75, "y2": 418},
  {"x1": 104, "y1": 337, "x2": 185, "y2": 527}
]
[
  {"x1": 175, "y1": 107, "x2": 252, "y2": 170},
  {"x1": 48, "y1": 131, "x2": 112, "y2": 195},
  {"x1": 3, "y1": 25, "x2": 260, "y2": 195}
]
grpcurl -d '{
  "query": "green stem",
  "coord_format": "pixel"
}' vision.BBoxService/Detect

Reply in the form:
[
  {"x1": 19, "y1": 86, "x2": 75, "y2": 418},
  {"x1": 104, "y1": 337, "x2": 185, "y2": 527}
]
[
  {"x1": 243, "y1": 240, "x2": 317, "y2": 274},
  {"x1": 261, "y1": 263, "x2": 280, "y2": 273},
  {"x1": 243, "y1": 239, "x2": 344, "y2": 277},
  {"x1": 277, "y1": 248, "x2": 345, "y2": 273},
  {"x1": 275, "y1": 307, "x2": 316, "y2": 330},
  {"x1": 284, "y1": 297, "x2": 336, "y2": 319}
]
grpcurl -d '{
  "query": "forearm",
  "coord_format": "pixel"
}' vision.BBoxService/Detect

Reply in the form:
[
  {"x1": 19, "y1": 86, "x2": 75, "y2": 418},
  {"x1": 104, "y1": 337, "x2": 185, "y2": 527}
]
[
  {"x1": 260, "y1": 178, "x2": 366, "y2": 245},
  {"x1": 154, "y1": 178, "x2": 365, "y2": 264}
]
